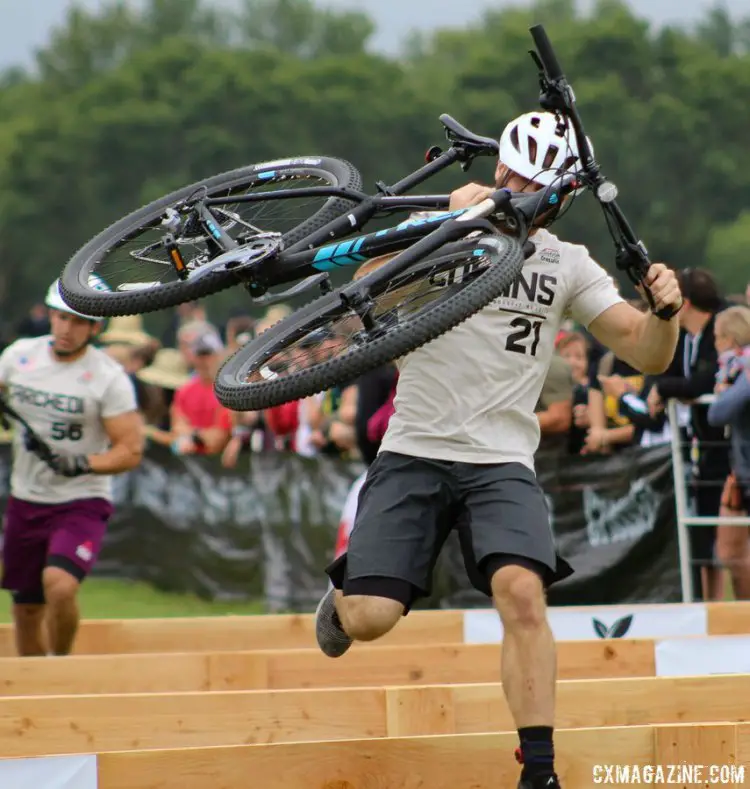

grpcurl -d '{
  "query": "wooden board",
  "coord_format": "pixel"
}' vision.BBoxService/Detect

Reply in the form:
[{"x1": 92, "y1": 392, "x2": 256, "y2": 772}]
[
  {"x1": 1, "y1": 674, "x2": 750, "y2": 757},
  {"x1": 0, "y1": 639, "x2": 655, "y2": 697},
  {"x1": 0, "y1": 602, "x2": 745, "y2": 656},
  {"x1": 92, "y1": 724, "x2": 747, "y2": 789},
  {"x1": 0, "y1": 610, "x2": 464, "y2": 656}
]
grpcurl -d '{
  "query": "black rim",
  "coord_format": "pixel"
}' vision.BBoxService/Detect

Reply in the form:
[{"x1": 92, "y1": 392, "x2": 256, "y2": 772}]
[
  {"x1": 83, "y1": 172, "x2": 335, "y2": 295},
  {"x1": 241, "y1": 249, "x2": 495, "y2": 385}
]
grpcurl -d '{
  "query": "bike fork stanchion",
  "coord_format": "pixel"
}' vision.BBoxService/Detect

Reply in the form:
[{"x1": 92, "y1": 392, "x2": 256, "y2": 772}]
[{"x1": 667, "y1": 399, "x2": 694, "y2": 603}]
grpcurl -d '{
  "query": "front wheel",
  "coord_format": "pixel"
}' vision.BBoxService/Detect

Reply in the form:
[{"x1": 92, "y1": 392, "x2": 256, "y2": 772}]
[
  {"x1": 60, "y1": 156, "x2": 362, "y2": 317},
  {"x1": 215, "y1": 233, "x2": 524, "y2": 411}
]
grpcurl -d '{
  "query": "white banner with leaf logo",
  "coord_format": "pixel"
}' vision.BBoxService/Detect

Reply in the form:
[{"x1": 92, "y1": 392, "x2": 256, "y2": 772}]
[{"x1": 464, "y1": 603, "x2": 708, "y2": 643}]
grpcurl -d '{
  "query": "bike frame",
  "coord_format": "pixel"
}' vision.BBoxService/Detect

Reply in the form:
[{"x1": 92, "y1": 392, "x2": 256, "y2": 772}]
[
  {"x1": 187, "y1": 138, "x2": 556, "y2": 308},
  {"x1": 193, "y1": 144, "x2": 495, "y2": 295},
  {"x1": 166, "y1": 24, "x2": 663, "y2": 316}
]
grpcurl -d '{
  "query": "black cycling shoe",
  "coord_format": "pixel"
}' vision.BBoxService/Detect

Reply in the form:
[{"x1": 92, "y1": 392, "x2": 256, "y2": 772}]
[
  {"x1": 517, "y1": 776, "x2": 561, "y2": 789},
  {"x1": 515, "y1": 748, "x2": 561, "y2": 788}
]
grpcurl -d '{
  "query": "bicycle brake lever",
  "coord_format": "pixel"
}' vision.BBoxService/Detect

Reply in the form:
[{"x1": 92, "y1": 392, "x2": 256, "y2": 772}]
[{"x1": 617, "y1": 245, "x2": 678, "y2": 321}]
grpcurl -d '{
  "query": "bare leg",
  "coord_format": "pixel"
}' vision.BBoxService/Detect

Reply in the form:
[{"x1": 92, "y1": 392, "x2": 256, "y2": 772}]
[
  {"x1": 315, "y1": 586, "x2": 404, "y2": 658},
  {"x1": 42, "y1": 567, "x2": 81, "y2": 656},
  {"x1": 702, "y1": 566, "x2": 725, "y2": 601},
  {"x1": 493, "y1": 565, "x2": 555, "y2": 725},
  {"x1": 492, "y1": 564, "x2": 557, "y2": 786},
  {"x1": 716, "y1": 524, "x2": 750, "y2": 600},
  {"x1": 12, "y1": 603, "x2": 47, "y2": 656},
  {"x1": 334, "y1": 590, "x2": 403, "y2": 641}
]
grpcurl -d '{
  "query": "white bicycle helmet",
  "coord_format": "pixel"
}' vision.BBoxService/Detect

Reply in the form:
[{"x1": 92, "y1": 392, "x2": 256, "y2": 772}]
[
  {"x1": 45, "y1": 276, "x2": 109, "y2": 321},
  {"x1": 499, "y1": 111, "x2": 592, "y2": 187}
]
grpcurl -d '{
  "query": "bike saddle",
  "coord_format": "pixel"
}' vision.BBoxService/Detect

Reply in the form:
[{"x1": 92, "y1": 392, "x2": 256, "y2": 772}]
[{"x1": 440, "y1": 114, "x2": 499, "y2": 157}]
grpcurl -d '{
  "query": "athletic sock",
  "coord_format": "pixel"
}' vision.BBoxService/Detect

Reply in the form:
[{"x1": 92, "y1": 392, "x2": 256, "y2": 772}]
[{"x1": 517, "y1": 726, "x2": 555, "y2": 783}]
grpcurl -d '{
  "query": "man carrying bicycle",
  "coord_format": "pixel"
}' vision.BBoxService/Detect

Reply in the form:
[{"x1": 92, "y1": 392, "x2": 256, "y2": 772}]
[
  {"x1": 0, "y1": 281, "x2": 144, "y2": 656},
  {"x1": 315, "y1": 110, "x2": 683, "y2": 789}
]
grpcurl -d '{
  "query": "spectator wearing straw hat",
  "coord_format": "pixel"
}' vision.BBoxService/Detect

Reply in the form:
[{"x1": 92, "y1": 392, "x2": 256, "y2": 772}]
[
  {"x1": 135, "y1": 348, "x2": 191, "y2": 445},
  {"x1": 99, "y1": 315, "x2": 157, "y2": 350}
]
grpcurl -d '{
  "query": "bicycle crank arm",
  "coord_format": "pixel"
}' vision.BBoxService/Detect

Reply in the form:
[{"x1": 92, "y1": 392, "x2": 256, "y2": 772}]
[{"x1": 189, "y1": 234, "x2": 284, "y2": 282}]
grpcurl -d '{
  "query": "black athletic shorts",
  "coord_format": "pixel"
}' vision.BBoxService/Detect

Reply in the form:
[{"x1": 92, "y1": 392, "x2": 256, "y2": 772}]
[{"x1": 326, "y1": 451, "x2": 573, "y2": 611}]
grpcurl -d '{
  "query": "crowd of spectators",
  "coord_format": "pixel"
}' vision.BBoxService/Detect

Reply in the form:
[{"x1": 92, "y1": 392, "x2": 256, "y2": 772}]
[
  {"x1": 5, "y1": 297, "x2": 397, "y2": 471},
  {"x1": 5, "y1": 270, "x2": 750, "y2": 602},
  {"x1": 535, "y1": 270, "x2": 750, "y2": 602}
]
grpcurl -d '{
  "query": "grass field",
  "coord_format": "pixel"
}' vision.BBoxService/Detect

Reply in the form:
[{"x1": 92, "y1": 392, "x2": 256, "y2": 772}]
[{"x1": 0, "y1": 578, "x2": 266, "y2": 623}]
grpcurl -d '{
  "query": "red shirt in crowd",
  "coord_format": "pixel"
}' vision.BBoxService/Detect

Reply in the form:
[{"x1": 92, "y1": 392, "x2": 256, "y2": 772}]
[
  {"x1": 264, "y1": 401, "x2": 300, "y2": 450},
  {"x1": 172, "y1": 376, "x2": 233, "y2": 453}
]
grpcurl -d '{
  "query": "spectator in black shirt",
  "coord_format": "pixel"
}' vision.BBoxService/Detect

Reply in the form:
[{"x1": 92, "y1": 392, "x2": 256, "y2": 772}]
[{"x1": 647, "y1": 268, "x2": 730, "y2": 601}]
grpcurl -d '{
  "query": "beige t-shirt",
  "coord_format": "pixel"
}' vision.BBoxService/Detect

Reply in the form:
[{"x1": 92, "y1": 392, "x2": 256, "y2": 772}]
[
  {"x1": 536, "y1": 353, "x2": 574, "y2": 411},
  {"x1": 380, "y1": 228, "x2": 623, "y2": 469},
  {"x1": 0, "y1": 336, "x2": 138, "y2": 504}
]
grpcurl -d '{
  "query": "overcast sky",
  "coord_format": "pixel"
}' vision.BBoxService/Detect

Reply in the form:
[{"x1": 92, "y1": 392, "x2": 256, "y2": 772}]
[{"x1": 1, "y1": 0, "x2": 747, "y2": 69}]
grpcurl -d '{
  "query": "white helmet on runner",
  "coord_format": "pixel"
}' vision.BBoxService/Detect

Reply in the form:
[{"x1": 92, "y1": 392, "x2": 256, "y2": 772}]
[
  {"x1": 498, "y1": 111, "x2": 592, "y2": 187},
  {"x1": 45, "y1": 276, "x2": 108, "y2": 322}
]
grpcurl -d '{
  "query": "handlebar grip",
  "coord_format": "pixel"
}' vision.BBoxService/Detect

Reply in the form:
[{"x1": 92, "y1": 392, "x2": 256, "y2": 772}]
[{"x1": 530, "y1": 24, "x2": 564, "y2": 81}]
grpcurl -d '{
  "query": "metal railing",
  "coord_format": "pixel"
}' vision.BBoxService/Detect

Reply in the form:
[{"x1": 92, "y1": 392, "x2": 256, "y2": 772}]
[{"x1": 668, "y1": 395, "x2": 750, "y2": 602}]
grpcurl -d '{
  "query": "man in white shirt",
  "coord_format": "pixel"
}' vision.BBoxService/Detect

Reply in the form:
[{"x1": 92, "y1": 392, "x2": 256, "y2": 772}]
[
  {"x1": 315, "y1": 111, "x2": 683, "y2": 789},
  {"x1": 0, "y1": 281, "x2": 144, "y2": 656}
]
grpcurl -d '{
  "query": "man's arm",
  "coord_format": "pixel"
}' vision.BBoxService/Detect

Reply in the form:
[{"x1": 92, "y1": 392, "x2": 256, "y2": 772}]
[
  {"x1": 170, "y1": 398, "x2": 231, "y2": 454},
  {"x1": 619, "y1": 390, "x2": 668, "y2": 431},
  {"x1": 537, "y1": 356, "x2": 573, "y2": 435},
  {"x1": 588, "y1": 274, "x2": 681, "y2": 375},
  {"x1": 335, "y1": 385, "x2": 358, "y2": 427},
  {"x1": 653, "y1": 367, "x2": 716, "y2": 401},
  {"x1": 88, "y1": 410, "x2": 145, "y2": 474},
  {"x1": 654, "y1": 336, "x2": 718, "y2": 400},
  {"x1": 537, "y1": 400, "x2": 572, "y2": 434}
]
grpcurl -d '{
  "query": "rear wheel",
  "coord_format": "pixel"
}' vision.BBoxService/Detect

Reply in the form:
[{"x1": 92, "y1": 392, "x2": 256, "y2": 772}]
[
  {"x1": 215, "y1": 233, "x2": 524, "y2": 411},
  {"x1": 60, "y1": 156, "x2": 362, "y2": 317}
]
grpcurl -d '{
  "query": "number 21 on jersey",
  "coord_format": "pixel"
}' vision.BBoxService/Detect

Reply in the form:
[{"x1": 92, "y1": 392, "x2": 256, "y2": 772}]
[{"x1": 505, "y1": 317, "x2": 543, "y2": 357}]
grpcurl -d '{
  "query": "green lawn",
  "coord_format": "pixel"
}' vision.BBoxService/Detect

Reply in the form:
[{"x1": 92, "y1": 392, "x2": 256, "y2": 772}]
[{"x1": 0, "y1": 578, "x2": 266, "y2": 623}]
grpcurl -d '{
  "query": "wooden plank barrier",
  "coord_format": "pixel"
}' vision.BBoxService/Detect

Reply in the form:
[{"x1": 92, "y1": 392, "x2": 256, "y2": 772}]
[
  {"x1": 0, "y1": 601, "x2": 745, "y2": 657},
  {"x1": 85, "y1": 724, "x2": 748, "y2": 789},
  {"x1": 0, "y1": 610, "x2": 465, "y2": 657},
  {"x1": 708, "y1": 601, "x2": 750, "y2": 635},
  {"x1": 1, "y1": 674, "x2": 749, "y2": 757},
  {"x1": 0, "y1": 639, "x2": 656, "y2": 697}
]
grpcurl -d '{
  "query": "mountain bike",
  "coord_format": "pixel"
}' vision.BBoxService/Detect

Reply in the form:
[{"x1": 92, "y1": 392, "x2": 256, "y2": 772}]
[{"x1": 60, "y1": 25, "x2": 664, "y2": 412}]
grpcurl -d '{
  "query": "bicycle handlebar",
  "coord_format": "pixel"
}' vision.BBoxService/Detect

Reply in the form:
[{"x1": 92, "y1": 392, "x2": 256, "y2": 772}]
[
  {"x1": 527, "y1": 25, "x2": 678, "y2": 321},
  {"x1": 454, "y1": 182, "x2": 573, "y2": 239},
  {"x1": 529, "y1": 25, "x2": 564, "y2": 81}
]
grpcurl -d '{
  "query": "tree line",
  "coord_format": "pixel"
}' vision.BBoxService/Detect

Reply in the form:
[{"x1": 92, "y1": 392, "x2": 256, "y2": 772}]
[{"x1": 0, "y1": 0, "x2": 748, "y2": 329}]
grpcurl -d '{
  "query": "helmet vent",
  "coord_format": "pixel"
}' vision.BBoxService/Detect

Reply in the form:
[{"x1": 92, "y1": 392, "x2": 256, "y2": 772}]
[
  {"x1": 543, "y1": 145, "x2": 559, "y2": 170},
  {"x1": 528, "y1": 136, "x2": 537, "y2": 162},
  {"x1": 510, "y1": 125, "x2": 520, "y2": 153}
]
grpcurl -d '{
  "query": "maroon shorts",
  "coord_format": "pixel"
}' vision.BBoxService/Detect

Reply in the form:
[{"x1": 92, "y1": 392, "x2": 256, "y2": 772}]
[{"x1": 1, "y1": 495, "x2": 113, "y2": 602}]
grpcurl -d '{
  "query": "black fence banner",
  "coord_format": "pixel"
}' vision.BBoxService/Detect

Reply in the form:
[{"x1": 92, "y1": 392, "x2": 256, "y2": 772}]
[{"x1": 0, "y1": 442, "x2": 680, "y2": 612}]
